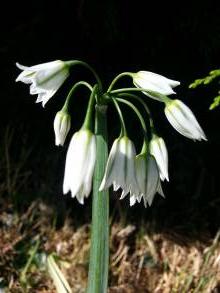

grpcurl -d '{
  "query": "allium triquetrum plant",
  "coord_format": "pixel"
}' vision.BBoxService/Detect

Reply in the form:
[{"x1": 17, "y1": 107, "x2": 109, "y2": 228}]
[{"x1": 16, "y1": 60, "x2": 207, "y2": 292}]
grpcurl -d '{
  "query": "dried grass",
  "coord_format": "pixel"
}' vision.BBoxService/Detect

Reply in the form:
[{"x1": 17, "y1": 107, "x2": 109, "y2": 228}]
[{"x1": 0, "y1": 199, "x2": 220, "y2": 293}]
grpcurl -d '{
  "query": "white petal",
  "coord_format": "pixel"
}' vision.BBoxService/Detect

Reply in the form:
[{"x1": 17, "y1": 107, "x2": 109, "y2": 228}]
[
  {"x1": 130, "y1": 194, "x2": 137, "y2": 206},
  {"x1": 69, "y1": 135, "x2": 93, "y2": 196},
  {"x1": 175, "y1": 100, "x2": 207, "y2": 140},
  {"x1": 100, "y1": 136, "x2": 138, "y2": 203},
  {"x1": 16, "y1": 62, "x2": 29, "y2": 71},
  {"x1": 135, "y1": 79, "x2": 175, "y2": 94},
  {"x1": 147, "y1": 157, "x2": 160, "y2": 193},
  {"x1": 16, "y1": 60, "x2": 69, "y2": 107},
  {"x1": 30, "y1": 84, "x2": 43, "y2": 95},
  {"x1": 54, "y1": 114, "x2": 62, "y2": 146},
  {"x1": 165, "y1": 107, "x2": 194, "y2": 138},
  {"x1": 134, "y1": 79, "x2": 175, "y2": 96},
  {"x1": 63, "y1": 131, "x2": 93, "y2": 197},
  {"x1": 137, "y1": 71, "x2": 180, "y2": 89},
  {"x1": 165, "y1": 100, "x2": 207, "y2": 140},
  {"x1": 125, "y1": 140, "x2": 139, "y2": 195},
  {"x1": 75, "y1": 187, "x2": 85, "y2": 204},
  {"x1": 28, "y1": 60, "x2": 64, "y2": 71},
  {"x1": 157, "y1": 181, "x2": 165, "y2": 198},
  {"x1": 136, "y1": 154, "x2": 148, "y2": 195},
  {"x1": 133, "y1": 71, "x2": 180, "y2": 101},
  {"x1": 41, "y1": 90, "x2": 57, "y2": 107},
  {"x1": 35, "y1": 93, "x2": 45, "y2": 103},
  {"x1": 120, "y1": 187, "x2": 130, "y2": 199},
  {"x1": 113, "y1": 181, "x2": 120, "y2": 191},
  {"x1": 150, "y1": 136, "x2": 169, "y2": 181},
  {"x1": 99, "y1": 139, "x2": 120, "y2": 191},
  {"x1": 133, "y1": 71, "x2": 180, "y2": 99},
  {"x1": 82, "y1": 135, "x2": 96, "y2": 197},
  {"x1": 135, "y1": 153, "x2": 158, "y2": 207},
  {"x1": 55, "y1": 113, "x2": 71, "y2": 146},
  {"x1": 63, "y1": 132, "x2": 80, "y2": 195},
  {"x1": 35, "y1": 68, "x2": 69, "y2": 91}
]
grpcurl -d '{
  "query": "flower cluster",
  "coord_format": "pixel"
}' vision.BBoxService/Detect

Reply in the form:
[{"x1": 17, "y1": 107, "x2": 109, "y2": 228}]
[{"x1": 16, "y1": 60, "x2": 207, "y2": 207}]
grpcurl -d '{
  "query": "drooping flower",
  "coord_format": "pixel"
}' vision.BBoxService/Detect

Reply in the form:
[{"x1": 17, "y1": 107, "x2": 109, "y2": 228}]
[
  {"x1": 54, "y1": 110, "x2": 71, "y2": 146},
  {"x1": 16, "y1": 60, "x2": 69, "y2": 107},
  {"x1": 132, "y1": 71, "x2": 180, "y2": 100},
  {"x1": 149, "y1": 135, "x2": 169, "y2": 181},
  {"x1": 130, "y1": 153, "x2": 164, "y2": 207},
  {"x1": 165, "y1": 99, "x2": 207, "y2": 141},
  {"x1": 99, "y1": 136, "x2": 139, "y2": 199},
  {"x1": 63, "y1": 129, "x2": 96, "y2": 204}
]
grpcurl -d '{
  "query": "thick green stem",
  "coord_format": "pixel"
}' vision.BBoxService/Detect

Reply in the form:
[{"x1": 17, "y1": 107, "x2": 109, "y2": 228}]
[{"x1": 87, "y1": 104, "x2": 109, "y2": 293}]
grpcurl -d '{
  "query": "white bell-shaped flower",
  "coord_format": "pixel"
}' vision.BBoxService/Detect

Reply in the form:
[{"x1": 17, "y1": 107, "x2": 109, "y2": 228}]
[
  {"x1": 165, "y1": 99, "x2": 207, "y2": 141},
  {"x1": 54, "y1": 111, "x2": 71, "y2": 146},
  {"x1": 16, "y1": 60, "x2": 69, "y2": 107},
  {"x1": 132, "y1": 71, "x2": 180, "y2": 100},
  {"x1": 99, "y1": 136, "x2": 139, "y2": 199},
  {"x1": 130, "y1": 153, "x2": 164, "y2": 207},
  {"x1": 63, "y1": 129, "x2": 96, "y2": 204},
  {"x1": 149, "y1": 135, "x2": 169, "y2": 181}
]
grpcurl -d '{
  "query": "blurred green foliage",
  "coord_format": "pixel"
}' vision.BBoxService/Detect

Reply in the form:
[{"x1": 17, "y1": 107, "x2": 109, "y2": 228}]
[{"x1": 189, "y1": 69, "x2": 220, "y2": 110}]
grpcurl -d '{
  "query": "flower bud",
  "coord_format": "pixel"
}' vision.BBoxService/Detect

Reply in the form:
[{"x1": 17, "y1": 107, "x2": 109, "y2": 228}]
[
  {"x1": 165, "y1": 99, "x2": 207, "y2": 141},
  {"x1": 132, "y1": 71, "x2": 180, "y2": 100},
  {"x1": 54, "y1": 111, "x2": 71, "y2": 146}
]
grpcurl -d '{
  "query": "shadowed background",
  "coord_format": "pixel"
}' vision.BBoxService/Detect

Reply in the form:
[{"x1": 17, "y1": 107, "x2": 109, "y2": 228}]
[{"x1": 0, "y1": 0, "x2": 220, "y2": 236}]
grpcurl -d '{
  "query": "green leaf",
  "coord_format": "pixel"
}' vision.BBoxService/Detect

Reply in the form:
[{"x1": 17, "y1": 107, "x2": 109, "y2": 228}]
[
  {"x1": 47, "y1": 254, "x2": 72, "y2": 293},
  {"x1": 189, "y1": 69, "x2": 220, "y2": 89},
  {"x1": 209, "y1": 95, "x2": 220, "y2": 110}
]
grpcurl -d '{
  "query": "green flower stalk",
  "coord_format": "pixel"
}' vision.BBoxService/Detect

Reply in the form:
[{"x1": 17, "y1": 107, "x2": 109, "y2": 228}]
[{"x1": 87, "y1": 103, "x2": 109, "y2": 293}]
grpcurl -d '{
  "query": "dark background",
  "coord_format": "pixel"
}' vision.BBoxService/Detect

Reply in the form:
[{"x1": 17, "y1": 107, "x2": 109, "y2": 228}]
[{"x1": 1, "y1": 1, "x2": 220, "y2": 237}]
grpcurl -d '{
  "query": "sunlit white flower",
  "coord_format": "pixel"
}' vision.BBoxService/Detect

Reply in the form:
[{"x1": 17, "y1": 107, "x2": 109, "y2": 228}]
[
  {"x1": 165, "y1": 99, "x2": 207, "y2": 141},
  {"x1": 54, "y1": 111, "x2": 71, "y2": 146},
  {"x1": 149, "y1": 135, "x2": 169, "y2": 181},
  {"x1": 132, "y1": 71, "x2": 180, "y2": 100},
  {"x1": 99, "y1": 136, "x2": 139, "y2": 199},
  {"x1": 63, "y1": 129, "x2": 96, "y2": 204},
  {"x1": 130, "y1": 153, "x2": 164, "y2": 207},
  {"x1": 16, "y1": 60, "x2": 69, "y2": 107}
]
